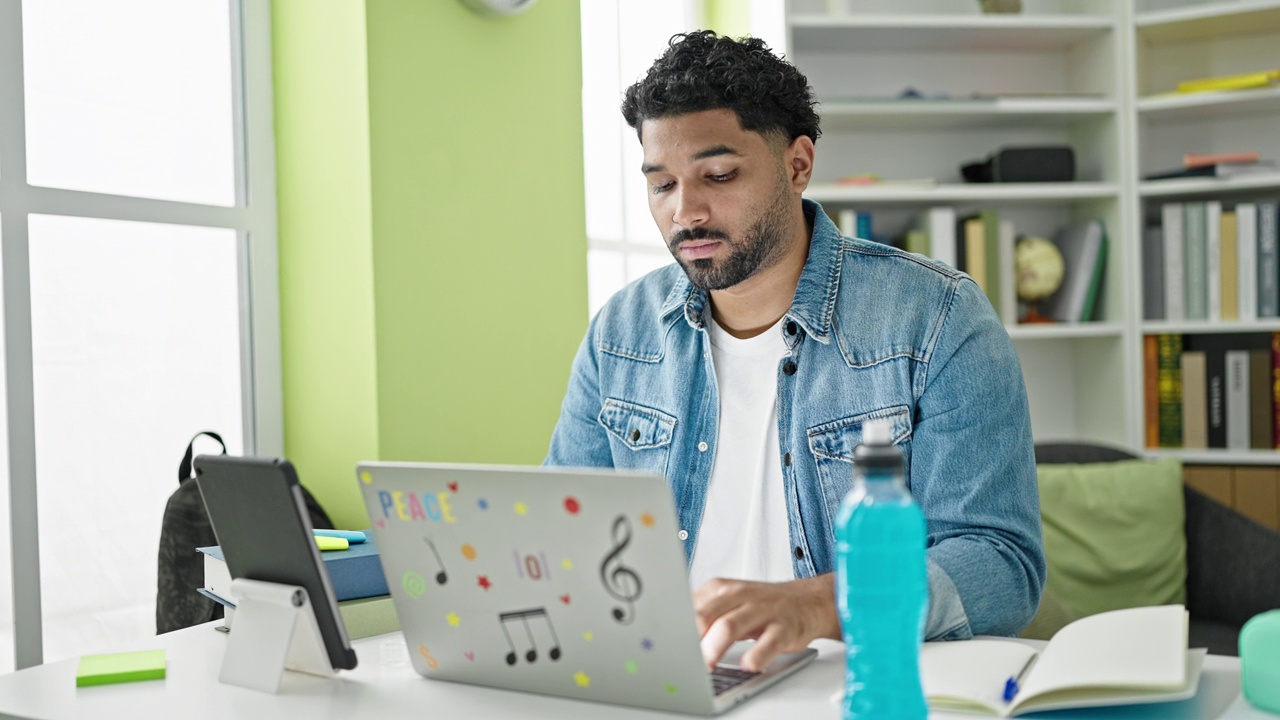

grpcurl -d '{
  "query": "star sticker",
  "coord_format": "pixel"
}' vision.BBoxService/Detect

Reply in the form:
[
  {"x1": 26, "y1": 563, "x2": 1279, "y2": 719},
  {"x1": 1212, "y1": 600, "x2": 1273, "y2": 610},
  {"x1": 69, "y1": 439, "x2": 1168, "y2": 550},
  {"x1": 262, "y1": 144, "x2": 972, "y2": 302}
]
[
  {"x1": 574, "y1": 671, "x2": 591, "y2": 687},
  {"x1": 641, "y1": 638, "x2": 654, "y2": 651},
  {"x1": 640, "y1": 512, "x2": 655, "y2": 528},
  {"x1": 478, "y1": 575, "x2": 491, "y2": 591},
  {"x1": 446, "y1": 612, "x2": 461, "y2": 627},
  {"x1": 561, "y1": 559, "x2": 574, "y2": 570},
  {"x1": 514, "y1": 501, "x2": 528, "y2": 516}
]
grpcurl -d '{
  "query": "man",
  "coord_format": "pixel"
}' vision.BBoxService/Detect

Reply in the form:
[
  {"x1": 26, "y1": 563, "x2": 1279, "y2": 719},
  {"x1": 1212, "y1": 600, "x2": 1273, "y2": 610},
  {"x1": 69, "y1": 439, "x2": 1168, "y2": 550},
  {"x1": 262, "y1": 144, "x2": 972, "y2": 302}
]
[{"x1": 546, "y1": 31, "x2": 1044, "y2": 674}]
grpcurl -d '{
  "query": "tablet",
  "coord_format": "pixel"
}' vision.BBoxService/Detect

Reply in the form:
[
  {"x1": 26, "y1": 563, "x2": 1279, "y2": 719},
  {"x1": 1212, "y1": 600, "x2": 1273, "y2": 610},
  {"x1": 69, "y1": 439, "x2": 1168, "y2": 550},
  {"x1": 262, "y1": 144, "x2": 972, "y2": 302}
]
[{"x1": 193, "y1": 455, "x2": 357, "y2": 671}]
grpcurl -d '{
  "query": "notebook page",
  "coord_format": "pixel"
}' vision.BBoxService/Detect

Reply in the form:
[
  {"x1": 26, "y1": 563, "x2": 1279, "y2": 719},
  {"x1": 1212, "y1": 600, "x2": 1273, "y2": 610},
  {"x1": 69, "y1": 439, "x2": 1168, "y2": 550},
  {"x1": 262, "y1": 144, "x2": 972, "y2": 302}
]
[
  {"x1": 921, "y1": 640, "x2": 1039, "y2": 713},
  {"x1": 1014, "y1": 605, "x2": 1187, "y2": 704}
]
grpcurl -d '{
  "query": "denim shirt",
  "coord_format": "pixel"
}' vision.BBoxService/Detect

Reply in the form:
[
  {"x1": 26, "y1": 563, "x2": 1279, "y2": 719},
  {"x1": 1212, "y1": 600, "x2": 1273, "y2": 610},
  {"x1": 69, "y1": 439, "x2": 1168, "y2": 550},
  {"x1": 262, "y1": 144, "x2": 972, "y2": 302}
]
[{"x1": 545, "y1": 200, "x2": 1046, "y2": 641}]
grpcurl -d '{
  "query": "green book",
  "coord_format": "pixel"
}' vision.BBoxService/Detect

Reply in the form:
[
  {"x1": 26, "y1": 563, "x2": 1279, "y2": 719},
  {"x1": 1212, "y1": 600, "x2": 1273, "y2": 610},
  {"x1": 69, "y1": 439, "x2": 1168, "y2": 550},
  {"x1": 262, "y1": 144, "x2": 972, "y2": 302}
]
[
  {"x1": 76, "y1": 649, "x2": 166, "y2": 687},
  {"x1": 1183, "y1": 203, "x2": 1208, "y2": 321},
  {"x1": 1156, "y1": 334, "x2": 1184, "y2": 448}
]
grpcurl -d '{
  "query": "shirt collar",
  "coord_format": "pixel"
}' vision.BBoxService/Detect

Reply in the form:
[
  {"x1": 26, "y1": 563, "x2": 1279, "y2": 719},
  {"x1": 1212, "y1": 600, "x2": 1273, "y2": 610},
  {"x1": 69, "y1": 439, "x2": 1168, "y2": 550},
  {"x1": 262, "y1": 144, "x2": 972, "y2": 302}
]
[{"x1": 659, "y1": 198, "x2": 842, "y2": 344}]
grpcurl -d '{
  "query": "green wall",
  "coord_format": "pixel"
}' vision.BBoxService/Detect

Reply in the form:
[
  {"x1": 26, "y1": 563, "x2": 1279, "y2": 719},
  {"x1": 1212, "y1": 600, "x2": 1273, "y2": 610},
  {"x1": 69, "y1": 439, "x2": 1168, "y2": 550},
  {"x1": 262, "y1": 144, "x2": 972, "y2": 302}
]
[
  {"x1": 704, "y1": 0, "x2": 752, "y2": 38},
  {"x1": 274, "y1": 0, "x2": 587, "y2": 528}
]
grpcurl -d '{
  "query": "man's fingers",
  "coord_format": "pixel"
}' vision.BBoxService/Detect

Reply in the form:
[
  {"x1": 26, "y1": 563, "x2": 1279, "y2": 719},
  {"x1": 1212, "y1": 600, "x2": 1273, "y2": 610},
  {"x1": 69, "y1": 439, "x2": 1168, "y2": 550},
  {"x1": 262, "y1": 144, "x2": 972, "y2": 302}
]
[
  {"x1": 740, "y1": 623, "x2": 788, "y2": 673},
  {"x1": 692, "y1": 579, "x2": 742, "y2": 636}
]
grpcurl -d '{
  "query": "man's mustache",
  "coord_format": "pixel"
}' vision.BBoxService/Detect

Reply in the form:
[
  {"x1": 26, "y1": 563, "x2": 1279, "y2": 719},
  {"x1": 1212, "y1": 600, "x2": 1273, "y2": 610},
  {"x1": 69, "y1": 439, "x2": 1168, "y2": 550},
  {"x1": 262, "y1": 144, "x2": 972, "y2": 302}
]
[{"x1": 669, "y1": 227, "x2": 730, "y2": 245}]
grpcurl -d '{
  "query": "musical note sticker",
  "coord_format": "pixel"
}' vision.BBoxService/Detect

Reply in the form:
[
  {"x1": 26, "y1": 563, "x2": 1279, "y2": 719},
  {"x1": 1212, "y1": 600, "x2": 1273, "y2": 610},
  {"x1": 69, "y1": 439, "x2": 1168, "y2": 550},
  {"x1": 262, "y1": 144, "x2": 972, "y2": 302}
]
[
  {"x1": 498, "y1": 608, "x2": 562, "y2": 665},
  {"x1": 418, "y1": 644, "x2": 438, "y2": 670},
  {"x1": 599, "y1": 515, "x2": 642, "y2": 624},
  {"x1": 423, "y1": 538, "x2": 448, "y2": 585}
]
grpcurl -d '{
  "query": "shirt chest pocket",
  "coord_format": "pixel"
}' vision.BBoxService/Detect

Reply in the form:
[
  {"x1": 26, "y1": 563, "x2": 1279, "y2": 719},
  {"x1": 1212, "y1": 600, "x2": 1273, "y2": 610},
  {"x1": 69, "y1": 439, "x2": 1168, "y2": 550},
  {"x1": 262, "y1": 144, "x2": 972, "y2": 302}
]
[
  {"x1": 807, "y1": 406, "x2": 913, "y2": 532},
  {"x1": 598, "y1": 398, "x2": 677, "y2": 477}
]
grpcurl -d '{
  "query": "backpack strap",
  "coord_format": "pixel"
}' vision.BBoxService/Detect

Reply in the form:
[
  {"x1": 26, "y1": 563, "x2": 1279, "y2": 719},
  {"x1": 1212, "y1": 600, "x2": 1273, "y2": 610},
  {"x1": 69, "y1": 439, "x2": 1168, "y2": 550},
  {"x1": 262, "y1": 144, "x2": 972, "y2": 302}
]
[{"x1": 178, "y1": 431, "x2": 227, "y2": 484}]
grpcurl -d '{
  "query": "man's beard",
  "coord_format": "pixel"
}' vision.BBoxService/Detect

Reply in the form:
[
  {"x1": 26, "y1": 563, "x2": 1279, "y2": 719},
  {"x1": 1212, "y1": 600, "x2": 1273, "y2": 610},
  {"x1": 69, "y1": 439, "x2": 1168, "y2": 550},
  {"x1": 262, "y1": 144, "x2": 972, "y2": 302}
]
[{"x1": 667, "y1": 183, "x2": 793, "y2": 292}]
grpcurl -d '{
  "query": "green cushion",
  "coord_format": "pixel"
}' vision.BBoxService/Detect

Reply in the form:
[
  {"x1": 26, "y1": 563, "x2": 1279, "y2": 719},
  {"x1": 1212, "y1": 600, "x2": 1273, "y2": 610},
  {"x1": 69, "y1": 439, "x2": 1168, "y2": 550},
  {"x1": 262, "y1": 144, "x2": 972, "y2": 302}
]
[{"x1": 1036, "y1": 457, "x2": 1187, "y2": 621}]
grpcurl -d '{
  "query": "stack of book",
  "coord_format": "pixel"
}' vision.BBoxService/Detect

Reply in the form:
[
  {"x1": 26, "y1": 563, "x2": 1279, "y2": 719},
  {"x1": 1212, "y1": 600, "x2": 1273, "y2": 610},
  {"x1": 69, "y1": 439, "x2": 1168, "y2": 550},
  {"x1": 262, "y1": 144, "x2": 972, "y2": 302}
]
[
  {"x1": 1145, "y1": 333, "x2": 1278, "y2": 450},
  {"x1": 1176, "y1": 69, "x2": 1280, "y2": 95},
  {"x1": 1145, "y1": 152, "x2": 1275, "y2": 181},
  {"x1": 198, "y1": 532, "x2": 399, "y2": 640},
  {"x1": 1143, "y1": 200, "x2": 1280, "y2": 321}
]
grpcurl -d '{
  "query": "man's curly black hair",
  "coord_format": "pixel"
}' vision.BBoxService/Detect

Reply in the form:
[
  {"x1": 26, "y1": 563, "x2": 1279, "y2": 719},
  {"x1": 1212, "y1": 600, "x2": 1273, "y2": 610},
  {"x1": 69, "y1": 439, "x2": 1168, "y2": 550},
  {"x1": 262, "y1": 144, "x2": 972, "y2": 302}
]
[{"x1": 622, "y1": 30, "x2": 821, "y2": 145}]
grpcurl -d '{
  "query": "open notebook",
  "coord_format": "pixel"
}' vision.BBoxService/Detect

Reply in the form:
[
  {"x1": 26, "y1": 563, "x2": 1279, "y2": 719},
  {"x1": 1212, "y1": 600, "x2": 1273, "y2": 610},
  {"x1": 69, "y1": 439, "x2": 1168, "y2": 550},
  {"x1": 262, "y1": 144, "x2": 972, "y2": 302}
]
[{"x1": 921, "y1": 605, "x2": 1203, "y2": 717}]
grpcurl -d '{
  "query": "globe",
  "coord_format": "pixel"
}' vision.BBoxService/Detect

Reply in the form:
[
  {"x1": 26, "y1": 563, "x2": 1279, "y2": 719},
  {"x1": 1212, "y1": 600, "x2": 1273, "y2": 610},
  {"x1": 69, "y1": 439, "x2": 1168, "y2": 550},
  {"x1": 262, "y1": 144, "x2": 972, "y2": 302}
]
[{"x1": 1015, "y1": 236, "x2": 1064, "y2": 302}]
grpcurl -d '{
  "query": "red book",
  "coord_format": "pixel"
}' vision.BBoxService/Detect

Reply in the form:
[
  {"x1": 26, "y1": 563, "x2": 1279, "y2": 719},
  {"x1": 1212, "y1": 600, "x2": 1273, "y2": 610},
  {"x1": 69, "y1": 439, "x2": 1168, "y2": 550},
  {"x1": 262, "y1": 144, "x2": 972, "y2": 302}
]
[
  {"x1": 1272, "y1": 333, "x2": 1280, "y2": 448},
  {"x1": 1184, "y1": 151, "x2": 1261, "y2": 168}
]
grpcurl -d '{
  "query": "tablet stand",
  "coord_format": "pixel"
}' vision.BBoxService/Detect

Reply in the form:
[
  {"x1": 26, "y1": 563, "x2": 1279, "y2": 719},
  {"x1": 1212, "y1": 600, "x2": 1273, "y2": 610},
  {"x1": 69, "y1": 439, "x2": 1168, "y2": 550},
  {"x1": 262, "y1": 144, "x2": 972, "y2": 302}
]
[{"x1": 218, "y1": 578, "x2": 336, "y2": 693}]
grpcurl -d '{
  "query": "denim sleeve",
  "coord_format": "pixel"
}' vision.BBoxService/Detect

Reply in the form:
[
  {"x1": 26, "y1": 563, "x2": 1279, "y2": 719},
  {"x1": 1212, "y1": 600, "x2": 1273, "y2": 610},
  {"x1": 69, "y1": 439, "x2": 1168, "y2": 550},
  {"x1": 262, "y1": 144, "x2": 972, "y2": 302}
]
[
  {"x1": 915, "y1": 278, "x2": 1046, "y2": 640},
  {"x1": 543, "y1": 318, "x2": 614, "y2": 469}
]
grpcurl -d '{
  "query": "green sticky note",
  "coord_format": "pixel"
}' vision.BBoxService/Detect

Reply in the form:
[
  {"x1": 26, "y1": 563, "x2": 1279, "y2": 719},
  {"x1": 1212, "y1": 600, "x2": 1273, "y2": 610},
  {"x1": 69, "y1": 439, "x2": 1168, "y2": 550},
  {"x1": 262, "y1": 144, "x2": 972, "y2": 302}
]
[{"x1": 76, "y1": 649, "x2": 166, "y2": 687}]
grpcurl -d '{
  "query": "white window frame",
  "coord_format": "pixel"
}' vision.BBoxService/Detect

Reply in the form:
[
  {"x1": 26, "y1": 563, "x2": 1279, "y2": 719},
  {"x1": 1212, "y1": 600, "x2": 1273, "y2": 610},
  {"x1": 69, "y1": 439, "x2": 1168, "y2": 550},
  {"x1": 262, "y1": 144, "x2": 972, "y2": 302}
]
[{"x1": 0, "y1": 0, "x2": 281, "y2": 669}]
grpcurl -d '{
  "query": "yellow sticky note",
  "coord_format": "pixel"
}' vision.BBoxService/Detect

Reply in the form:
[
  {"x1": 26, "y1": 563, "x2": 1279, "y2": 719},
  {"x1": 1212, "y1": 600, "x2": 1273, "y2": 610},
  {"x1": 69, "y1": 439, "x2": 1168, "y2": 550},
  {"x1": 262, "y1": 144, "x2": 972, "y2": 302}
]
[{"x1": 315, "y1": 535, "x2": 349, "y2": 551}]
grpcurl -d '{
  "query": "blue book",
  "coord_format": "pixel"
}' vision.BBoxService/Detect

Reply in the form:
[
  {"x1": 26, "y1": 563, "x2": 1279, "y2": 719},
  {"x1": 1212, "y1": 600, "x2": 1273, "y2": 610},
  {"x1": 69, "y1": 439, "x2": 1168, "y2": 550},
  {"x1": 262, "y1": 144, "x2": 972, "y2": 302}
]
[{"x1": 198, "y1": 531, "x2": 388, "y2": 601}]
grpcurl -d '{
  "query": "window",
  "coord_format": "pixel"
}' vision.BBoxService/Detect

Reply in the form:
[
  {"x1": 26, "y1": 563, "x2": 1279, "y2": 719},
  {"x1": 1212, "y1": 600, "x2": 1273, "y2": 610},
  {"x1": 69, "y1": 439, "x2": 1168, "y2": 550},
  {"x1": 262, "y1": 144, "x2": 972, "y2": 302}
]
[{"x1": 0, "y1": 0, "x2": 280, "y2": 669}]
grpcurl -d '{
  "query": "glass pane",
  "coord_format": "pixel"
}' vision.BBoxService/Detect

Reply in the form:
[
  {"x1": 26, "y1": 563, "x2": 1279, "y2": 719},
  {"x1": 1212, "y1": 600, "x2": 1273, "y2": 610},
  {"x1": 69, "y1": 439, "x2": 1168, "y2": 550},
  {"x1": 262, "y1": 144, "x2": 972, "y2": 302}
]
[
  {"x1": 28, "y1": 215, "x2": 243, "y2": 662},
  {"x1": 0, "y1": 214, "x2": 12, "y2": 673},
  {"x1": 588, "y1": 248, "x2": 626, "y2": 317},
  {"x1": 22, "y1": 0, "x2": 236, "y2": 206}
]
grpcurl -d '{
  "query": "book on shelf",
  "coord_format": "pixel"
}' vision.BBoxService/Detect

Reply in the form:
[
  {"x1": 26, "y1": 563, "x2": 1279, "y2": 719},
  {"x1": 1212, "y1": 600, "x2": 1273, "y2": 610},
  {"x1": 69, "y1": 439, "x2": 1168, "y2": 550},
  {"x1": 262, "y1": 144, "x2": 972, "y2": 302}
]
[
  {"x1": 1226, "y1": 350, "x2": 1251, "y2": 451},
  {"x1": 1274, "y1": 334, "x2": 1280, "y2": 449},
  {"x1": 1142, "y1": 226, "x2": 1165, "y2": 321},
  {"x1": 1221, "y1": 209, "x2": 1239, "y2": 322},
  {"x1": 1206, "y1": 202, "x2": 1222, "y2": 322},
  {"x1": 1185, "y1": 152, "x2": 1260, "y2": 168},
  {"x1": 1184, "y1": 203, "x2": 1209, "y2": 321},
  {"x1": 1162, "y1": 203, "x2": 1185, "y2": 322},
  {"x1": 997, "y1": 219, "x2": 1017, "y2": 326},
  {"x1": 1042, "y1": 219, "x2": 1107, "y2": 323},
  {"x1": 1251, "y1": 348, "x2": 1274, "y2": 450},
  {"x1": 915, "y1": 206, "x2": 957, "y2": 270},
  {"x1": 1177, "y1": 69, "x2": 1280, "y2": 94},
  {"x1": 919, "y1": 605, "x2": 1202, "y2": 718},
  {"x1": 1156, "y1": 334, "x2": 1183, "y2": 448},
  {"x1": 1145, "y1": 161, "x2": 1275, "y2": 181},
  {"x1": 1144, "y1": 335, "x2": 1160, "y2": 448},
  {"x1": 1182, "y1": 351, "x2": 1209, "y2": 449},
  {"x1": 1262, "y1": 202, "x2": 1280, "y2": 318},
  {"x1": 1239, "y1": 204, "x2": 1258, "y2": 322},
  {"x1": 837, "y1": 208, "x2": 874, "y2": 242}
]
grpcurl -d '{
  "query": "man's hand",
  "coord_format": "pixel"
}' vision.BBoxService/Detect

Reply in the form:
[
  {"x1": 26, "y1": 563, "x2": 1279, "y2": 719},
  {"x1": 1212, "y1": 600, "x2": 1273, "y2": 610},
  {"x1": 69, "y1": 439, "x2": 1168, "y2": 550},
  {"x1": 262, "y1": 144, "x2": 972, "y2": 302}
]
[{"x1": 693, "y1": 574, "x2": 841, "y2": 673}]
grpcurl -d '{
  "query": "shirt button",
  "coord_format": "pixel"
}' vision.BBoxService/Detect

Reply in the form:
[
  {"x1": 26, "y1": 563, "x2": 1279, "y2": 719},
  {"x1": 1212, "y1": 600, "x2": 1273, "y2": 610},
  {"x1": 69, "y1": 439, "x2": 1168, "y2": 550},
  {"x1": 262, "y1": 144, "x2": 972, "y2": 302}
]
[
  {"x1": 784, "y1": 452, "x2": 792, "y2": 466},
  {"x1": 678, "y1": 530, "x2": 689, "y2": 541},
  {"x1": 783, "y1": 361, "x2": 797, "y2": 376},
  {"x1": 698, "y1": 441, "x2": 708, "y2": 452},
  {"x1": 794, "y1": 546, "x2": 805, "y2": 560},
  {"x1": 786, "y1": 321, "x2": 798, "y2": 335}
]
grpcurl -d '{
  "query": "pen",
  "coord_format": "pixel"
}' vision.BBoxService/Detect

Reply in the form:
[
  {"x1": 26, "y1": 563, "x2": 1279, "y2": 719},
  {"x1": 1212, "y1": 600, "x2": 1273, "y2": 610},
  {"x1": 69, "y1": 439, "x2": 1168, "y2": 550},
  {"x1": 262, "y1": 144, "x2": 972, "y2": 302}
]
[
  {"x1": 313, "y1": 529, "x2": 367, "y2": 543},
  {"x1": 1002, "y1": 655, "x2": 1036, "y2": 703}
]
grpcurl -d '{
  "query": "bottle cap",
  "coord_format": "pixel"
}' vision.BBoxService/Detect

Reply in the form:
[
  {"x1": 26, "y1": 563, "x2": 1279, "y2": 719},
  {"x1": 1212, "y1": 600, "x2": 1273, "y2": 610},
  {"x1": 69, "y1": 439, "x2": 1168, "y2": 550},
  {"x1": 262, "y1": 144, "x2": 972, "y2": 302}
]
[{"x1": 861, "y1": 418, "x2": 892, "y2": 446}]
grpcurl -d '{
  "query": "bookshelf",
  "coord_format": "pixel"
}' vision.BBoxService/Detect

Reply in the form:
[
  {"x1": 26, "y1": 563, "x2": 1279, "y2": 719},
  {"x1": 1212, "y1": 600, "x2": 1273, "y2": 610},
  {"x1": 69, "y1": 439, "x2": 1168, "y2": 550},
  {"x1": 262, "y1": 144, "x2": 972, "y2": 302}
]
[{"x1": 782, "y1": 0, "x2": 1280, "y2": 463}]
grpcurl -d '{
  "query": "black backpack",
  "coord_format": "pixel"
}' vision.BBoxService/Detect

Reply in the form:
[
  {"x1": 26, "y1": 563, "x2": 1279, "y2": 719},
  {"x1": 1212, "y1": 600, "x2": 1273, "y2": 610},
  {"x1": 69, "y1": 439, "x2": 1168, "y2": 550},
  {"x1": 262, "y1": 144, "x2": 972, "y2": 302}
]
[{"x1": 155, "y1": 431, "x2": 334, "y2": 634}]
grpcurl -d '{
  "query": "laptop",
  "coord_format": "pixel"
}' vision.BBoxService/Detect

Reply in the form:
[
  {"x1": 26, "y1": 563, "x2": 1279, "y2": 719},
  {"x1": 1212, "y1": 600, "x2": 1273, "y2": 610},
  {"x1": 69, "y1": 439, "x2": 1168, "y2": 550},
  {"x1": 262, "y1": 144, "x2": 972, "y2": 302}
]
[{"x1": 357, "y1": 462, "x2": 818, "y2": 715}]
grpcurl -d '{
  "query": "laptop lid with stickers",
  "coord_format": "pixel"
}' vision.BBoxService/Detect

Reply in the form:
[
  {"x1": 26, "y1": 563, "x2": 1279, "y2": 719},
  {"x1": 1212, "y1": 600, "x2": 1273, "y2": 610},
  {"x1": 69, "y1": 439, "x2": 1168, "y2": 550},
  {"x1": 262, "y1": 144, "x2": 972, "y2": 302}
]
[{"x1": 356, "y1": 462, "x2": 813, "y2": 715}]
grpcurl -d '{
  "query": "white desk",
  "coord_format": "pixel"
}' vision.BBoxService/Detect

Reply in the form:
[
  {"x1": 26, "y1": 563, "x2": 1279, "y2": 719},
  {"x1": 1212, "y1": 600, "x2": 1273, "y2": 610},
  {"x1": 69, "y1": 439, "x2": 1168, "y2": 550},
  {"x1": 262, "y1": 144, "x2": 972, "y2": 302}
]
[{"x1": 0, "y1": 624, "x2": 1271, "y2": 720}]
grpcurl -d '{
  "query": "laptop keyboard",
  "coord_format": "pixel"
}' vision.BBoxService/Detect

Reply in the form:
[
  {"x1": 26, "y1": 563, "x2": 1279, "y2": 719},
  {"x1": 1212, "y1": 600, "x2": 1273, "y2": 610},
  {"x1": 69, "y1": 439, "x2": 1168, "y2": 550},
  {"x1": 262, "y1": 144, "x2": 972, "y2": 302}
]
[{"x1": 711, "y1": 665, "x2": 761, "y2": 696}]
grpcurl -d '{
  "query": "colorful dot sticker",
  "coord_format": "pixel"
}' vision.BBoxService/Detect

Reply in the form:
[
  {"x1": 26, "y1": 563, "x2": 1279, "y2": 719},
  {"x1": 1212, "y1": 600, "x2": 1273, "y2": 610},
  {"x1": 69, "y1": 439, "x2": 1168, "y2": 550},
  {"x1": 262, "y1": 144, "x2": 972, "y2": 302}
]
[
  {"x1": 574, "y1": 671, "x2": 591, "y2": 687},
  {"x1": 561, "y1": 558, "x2": 574, "y2": 570},
  {"x1": 665, "y1": 683, "x2": 678, "y2": 695},
  {"x1": 403, "y1": 571, "x2": 427, "y2": 599},
  {"x1": 478, "y1": 575, "x2": 491, "y2": 591},
  {"x1": 478, "y1": 498, "x2": 489, "y2": 510},
  {"x1": 626, "y1": 660, "x2": 638, "y2": 675},
  {"x1": 446, "y1": 612, "x2": 461, "y2": 627},
  {"x1": 461, "y1": 544, "x2": 477, "y2": 560},
  {"x1": 514, "y1": 502, "x2": 528, "y2": 516},
  {"x1": 564, "y1": 496, "x2": 580, "y2": 514},
  {"x1": 583, "y1": 631, "x2": 594, "y2": 641},
  {"x1": 640, "y1": 512, "x2": 655, "y2": 528},
  {"x1": 375, "y1": 518, "x2": 386, "y2": 529},
  {"x1": 559, "y1": 594, "x2": 571, "y2": 605},
  {"x1": 448, "y1": 482, "x2": 459, "y2": 493},
  {"x1": 360, "y1": 471, "x2": 373, "y2": 485},
  {"x1": 465, "y1": 651, "x2": 476, "y2": 662}
]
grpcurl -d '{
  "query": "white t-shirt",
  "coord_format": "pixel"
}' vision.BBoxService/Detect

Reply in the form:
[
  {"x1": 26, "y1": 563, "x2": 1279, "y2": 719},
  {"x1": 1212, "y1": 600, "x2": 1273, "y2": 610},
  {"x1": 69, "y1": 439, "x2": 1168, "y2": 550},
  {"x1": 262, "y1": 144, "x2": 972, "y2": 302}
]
[{"x1": 688, "y1": 315, "x2": 795, "y2": 591}]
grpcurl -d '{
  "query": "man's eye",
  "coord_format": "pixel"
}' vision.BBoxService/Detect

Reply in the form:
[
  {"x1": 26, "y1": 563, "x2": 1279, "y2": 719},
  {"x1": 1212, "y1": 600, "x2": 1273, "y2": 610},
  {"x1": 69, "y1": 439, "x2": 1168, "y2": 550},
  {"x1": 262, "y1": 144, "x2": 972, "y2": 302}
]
[
  {"x1": 710, "y1": 170, "x2": 738, "y2": 182},
  {"x1": 652, "y1": 182, "x2": 674, "y2": 194}
]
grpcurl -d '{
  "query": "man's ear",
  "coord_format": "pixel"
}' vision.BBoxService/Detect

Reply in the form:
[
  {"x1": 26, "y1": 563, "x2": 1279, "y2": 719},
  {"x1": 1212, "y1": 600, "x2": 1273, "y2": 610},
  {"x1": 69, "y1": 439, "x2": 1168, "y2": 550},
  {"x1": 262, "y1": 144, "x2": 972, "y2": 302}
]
[{"x1": 785, "y1": 135, "x2": 815, "y2": 192}]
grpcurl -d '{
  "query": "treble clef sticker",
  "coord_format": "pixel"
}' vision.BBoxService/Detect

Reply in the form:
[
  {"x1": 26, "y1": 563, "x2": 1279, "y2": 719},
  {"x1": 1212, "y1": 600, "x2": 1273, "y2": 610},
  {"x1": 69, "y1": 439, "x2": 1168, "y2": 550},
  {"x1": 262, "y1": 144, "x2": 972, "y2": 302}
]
[{"x1": 599, "y1": 515, "x2": 642, "y2": 624}]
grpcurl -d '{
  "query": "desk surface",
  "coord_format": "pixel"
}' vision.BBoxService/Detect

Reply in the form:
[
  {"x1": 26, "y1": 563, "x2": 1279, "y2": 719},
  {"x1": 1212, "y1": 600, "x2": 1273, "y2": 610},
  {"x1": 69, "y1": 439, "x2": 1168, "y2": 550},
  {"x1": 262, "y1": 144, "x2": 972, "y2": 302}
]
[{"x1": 0, "y1": 624, "x2": 1271, "y2": 720}]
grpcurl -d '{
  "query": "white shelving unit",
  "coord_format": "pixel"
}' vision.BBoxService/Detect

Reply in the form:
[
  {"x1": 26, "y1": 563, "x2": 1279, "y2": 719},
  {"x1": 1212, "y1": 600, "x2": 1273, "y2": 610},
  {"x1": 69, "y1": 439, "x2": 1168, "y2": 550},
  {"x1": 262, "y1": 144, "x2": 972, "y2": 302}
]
[{"x1": 785, "y1": 0, "x2": 1280, "y2": 462}]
